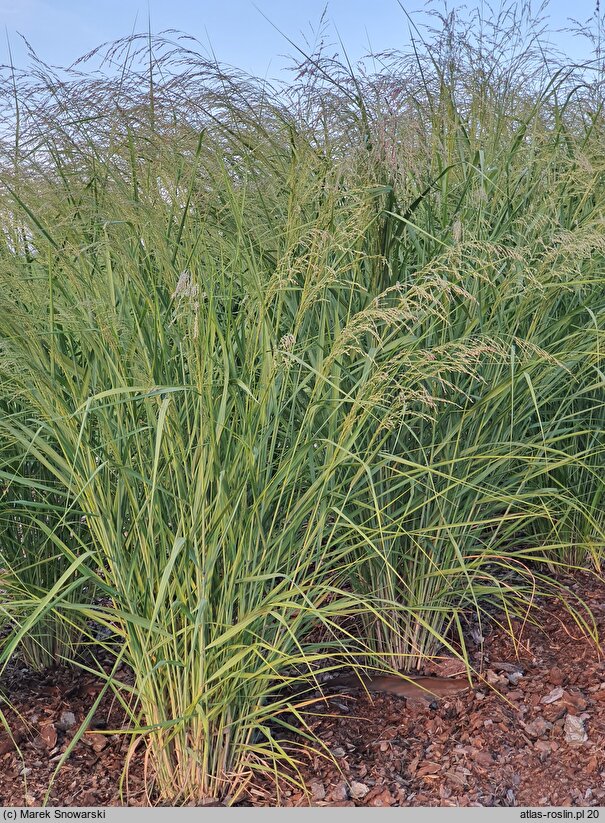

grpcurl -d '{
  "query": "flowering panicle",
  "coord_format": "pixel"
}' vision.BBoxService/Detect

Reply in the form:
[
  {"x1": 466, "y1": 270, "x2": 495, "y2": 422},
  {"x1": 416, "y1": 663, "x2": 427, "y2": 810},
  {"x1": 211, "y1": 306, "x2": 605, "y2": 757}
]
[{"x1": 171, "y1": 270, "x2": 204, "y2": 339}]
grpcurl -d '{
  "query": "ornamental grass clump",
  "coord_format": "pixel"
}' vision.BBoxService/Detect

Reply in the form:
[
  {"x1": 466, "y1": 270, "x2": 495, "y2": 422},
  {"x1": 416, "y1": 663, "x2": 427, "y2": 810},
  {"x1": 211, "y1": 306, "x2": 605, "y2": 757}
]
[
  {"x1": 0, "y1": 130, "x2": 443, "y2": 800},
  {"x1": 0, "y1": 4, "x2": 604, "y2": 802}
]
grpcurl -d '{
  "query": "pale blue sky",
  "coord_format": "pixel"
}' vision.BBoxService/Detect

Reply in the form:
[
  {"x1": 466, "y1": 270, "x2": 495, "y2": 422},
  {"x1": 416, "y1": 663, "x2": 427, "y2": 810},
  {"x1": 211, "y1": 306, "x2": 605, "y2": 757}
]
[{"x1": 0, "y1": 0, "x2": 599, "y2": 78}]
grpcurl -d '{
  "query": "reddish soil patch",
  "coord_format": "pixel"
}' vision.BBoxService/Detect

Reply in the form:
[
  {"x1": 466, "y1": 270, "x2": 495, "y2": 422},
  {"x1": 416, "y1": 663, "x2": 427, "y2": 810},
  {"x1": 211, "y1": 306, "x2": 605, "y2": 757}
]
[{"x1": 1, "y1": 572, "x2": 605, "y2": 807}]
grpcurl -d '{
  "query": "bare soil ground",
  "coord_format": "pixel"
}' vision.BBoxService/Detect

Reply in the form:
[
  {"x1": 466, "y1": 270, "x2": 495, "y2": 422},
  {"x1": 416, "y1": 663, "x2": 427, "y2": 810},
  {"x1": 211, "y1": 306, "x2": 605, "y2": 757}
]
[{"x1": 1, "y1": 571, "x2": 605, "y2": 807}]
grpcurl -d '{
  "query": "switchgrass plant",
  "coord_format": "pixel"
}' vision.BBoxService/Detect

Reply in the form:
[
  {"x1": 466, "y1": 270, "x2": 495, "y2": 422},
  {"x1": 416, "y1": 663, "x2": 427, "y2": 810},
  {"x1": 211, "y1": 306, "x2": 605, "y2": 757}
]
[
  {"x1": 0, "y1": 2, "x2": 604, "y2": 803},
  {"x1": 0, "y1": 153, "x2": 458, "y2": 801}
]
